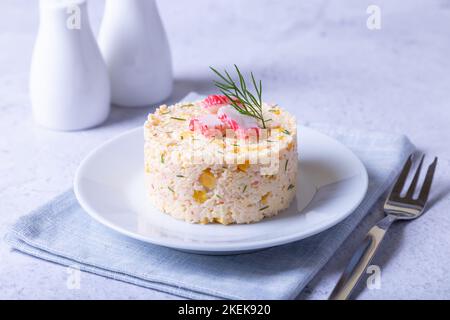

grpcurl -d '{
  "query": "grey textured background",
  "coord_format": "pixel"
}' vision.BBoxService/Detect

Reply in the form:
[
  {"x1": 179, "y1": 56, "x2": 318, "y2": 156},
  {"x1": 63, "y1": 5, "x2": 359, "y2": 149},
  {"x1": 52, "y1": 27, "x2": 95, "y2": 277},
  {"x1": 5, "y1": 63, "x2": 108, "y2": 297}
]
[{"x1": 1, "y1": 0, "x2": 449, "y2": 299}]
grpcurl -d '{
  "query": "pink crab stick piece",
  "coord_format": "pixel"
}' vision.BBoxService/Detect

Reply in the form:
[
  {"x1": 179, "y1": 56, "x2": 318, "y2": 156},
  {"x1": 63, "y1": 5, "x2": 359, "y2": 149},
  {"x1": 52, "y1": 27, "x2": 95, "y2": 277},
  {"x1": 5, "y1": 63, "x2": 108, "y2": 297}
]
[
  {"x1": 202, "y1": 95, "x2": 230, "y2": 114},
  {"x1": 217, "y1": 105, "x2": 261, "y2": 139},
  {"x1": 189, "y1": 114, "x2": 226, "y2": 137}
]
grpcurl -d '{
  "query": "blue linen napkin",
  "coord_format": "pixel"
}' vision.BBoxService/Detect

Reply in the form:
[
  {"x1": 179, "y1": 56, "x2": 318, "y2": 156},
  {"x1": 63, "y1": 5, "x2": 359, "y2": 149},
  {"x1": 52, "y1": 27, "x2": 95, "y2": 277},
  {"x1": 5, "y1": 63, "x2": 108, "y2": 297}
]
[{"x1": 4, "y1": 98, "x2": 415, "y2": 300}]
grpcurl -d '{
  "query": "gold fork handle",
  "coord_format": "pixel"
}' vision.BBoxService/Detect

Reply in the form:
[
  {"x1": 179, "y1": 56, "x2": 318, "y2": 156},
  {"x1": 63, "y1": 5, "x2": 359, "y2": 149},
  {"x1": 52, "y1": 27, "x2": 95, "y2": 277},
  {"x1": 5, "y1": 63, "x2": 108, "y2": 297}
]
[{"x1": 329, "y1": 216, "x2": 394, "y2": 300}]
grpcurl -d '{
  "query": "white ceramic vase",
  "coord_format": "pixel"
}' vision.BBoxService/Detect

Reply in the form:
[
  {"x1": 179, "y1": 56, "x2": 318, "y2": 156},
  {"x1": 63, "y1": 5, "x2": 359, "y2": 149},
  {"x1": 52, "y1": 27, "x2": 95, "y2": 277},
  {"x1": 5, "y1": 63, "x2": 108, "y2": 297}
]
[
  {"x1": 30, "y1": 0, "x2": 111, "y2": 131},
  {"x1": 98, "y1": 0, "x2": 173, "y2": 107}
]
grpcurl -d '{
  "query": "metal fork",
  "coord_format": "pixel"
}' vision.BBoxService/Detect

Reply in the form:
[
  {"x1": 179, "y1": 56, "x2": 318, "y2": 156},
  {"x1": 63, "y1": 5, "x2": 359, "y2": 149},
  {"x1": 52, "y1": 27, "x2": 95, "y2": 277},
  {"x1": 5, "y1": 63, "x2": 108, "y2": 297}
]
[{"x1": 329, "y1": 154, "x2": 438, "y2": 300}]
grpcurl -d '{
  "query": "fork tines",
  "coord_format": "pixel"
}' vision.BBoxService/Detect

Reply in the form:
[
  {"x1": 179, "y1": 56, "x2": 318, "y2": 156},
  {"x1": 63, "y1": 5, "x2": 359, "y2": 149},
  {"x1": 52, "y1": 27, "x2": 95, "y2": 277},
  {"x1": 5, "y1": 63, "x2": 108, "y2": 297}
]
[{"x1": 389, "y1": 154, "x2": 438, "y2": 205}]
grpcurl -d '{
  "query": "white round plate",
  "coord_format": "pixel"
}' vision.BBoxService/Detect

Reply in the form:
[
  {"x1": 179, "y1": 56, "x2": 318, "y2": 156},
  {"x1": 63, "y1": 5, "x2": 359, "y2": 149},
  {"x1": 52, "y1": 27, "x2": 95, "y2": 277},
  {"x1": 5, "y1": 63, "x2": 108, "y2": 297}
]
[{"x1": 74, "y1": 126, "x2": 368, "y2": 254}]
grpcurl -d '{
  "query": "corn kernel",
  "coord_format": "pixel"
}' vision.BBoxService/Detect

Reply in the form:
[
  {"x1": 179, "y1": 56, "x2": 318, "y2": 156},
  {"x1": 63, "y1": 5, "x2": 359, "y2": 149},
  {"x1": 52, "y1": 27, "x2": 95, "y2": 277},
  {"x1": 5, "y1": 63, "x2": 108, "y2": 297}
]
[
  {"x1": 287, "y1": 141, "x2": 294, "y2": 151},
  {"x1": 213, "y1": 217, "x2": 223, "y2": 224},
  {"x1": 261, "y1": 192, "x2": 271, "y2": 205},
  {"x1": 193, "y1": 190, "x2": 208, "y2": 204},
  {"x1": 272, "y1": 109, "x2": 281, "y2": 115},
  {"x1": 199, "y1": 169, "x2": 216, "y2": 189},
  {"x1": 237, "y1": 160, "x2": 250, "y2": 172},
  {"x1": 200, "y1": 217, "x2": 209, "y2": 224}
]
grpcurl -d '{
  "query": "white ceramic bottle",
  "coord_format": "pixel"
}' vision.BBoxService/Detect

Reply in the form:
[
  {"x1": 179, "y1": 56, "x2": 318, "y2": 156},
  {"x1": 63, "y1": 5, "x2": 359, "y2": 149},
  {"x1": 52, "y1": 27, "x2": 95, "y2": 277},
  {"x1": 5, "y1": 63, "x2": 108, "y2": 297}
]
[
  {"x1": 98, "y1": 0, "x2": 173, "y2": 107},
  {"x1": 30, "y1": 0, "x2": 110, "y2": 131}
]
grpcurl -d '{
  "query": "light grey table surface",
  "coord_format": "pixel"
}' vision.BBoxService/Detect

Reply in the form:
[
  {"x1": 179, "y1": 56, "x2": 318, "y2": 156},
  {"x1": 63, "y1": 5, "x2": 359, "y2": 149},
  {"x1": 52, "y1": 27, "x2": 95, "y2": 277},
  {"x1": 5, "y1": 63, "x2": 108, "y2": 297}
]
[{"x1": 1, "y1": 0, "x2": 449, "y2": 300}]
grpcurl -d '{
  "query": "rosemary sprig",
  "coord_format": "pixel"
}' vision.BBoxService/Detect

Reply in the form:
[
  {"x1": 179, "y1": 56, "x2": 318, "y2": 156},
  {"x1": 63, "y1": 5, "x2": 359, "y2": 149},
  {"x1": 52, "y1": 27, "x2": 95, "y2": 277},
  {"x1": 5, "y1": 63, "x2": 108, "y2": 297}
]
[
  {"x1": 210, "y1": 65, "x2": 267, "y2": 128},
  {"x1": 170, "y1": 117, "x2": 186, "y2": 121}
]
